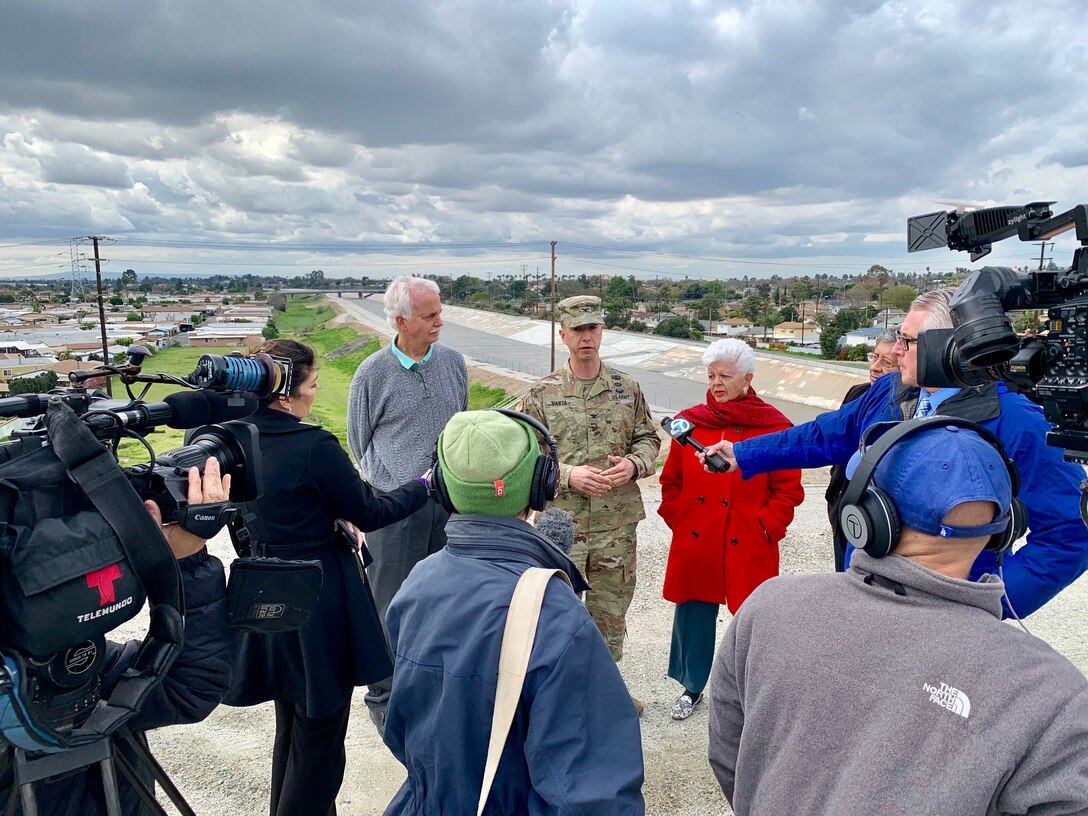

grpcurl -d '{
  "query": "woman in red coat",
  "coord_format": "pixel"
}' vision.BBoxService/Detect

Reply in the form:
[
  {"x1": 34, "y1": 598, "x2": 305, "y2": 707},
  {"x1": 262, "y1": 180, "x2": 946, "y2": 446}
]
[{"x1": 659, "y1": 339, "x2": 804, "y2": 720}]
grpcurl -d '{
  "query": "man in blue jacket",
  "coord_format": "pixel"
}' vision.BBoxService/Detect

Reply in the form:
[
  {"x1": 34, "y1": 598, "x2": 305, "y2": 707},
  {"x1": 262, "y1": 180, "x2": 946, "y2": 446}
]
[
  {"x1": 382, "y1": 410, "x2": 645, "y2": 815},
  {"x1": 700, "y1": 289, "x2": 1088, "y2": 618}
]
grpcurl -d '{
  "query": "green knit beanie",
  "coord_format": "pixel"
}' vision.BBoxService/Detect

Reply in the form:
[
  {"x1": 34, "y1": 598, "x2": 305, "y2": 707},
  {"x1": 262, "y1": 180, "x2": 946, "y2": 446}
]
[{"x1": 437, "y1": 411, "x2": 538, "y2": 516}]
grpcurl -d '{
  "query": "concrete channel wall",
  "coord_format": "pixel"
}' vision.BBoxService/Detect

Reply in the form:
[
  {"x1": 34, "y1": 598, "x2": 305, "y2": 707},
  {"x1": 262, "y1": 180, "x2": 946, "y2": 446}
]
[{"x1": 752, "y1": 353, "x2": 868, "y2": 410}]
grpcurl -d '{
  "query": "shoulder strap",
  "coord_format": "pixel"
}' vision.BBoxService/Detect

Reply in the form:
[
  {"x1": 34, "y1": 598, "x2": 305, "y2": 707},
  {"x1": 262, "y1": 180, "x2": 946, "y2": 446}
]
[
  {"x1": 43, "y1": 400, "x2": 185, "y2": 747},
  {"x1": 477, "y1": 567, "x2": 572, "y2": 816},
  {"x1": 227, "y1": 499, "x2": 274, "y2": 558}
]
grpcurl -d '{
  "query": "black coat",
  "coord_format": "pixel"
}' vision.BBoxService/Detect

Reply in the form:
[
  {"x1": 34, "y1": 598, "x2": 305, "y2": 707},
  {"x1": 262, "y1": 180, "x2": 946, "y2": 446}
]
[
  {"x1": 225, "y1": 408, "x2": 428, "y2": 717},
  {"x1": 824, "y1": 381, "x2": 872, "y2": 526},
  {"x1": 824, "y1": 381, "x2": 872, "y2": 572},
  {"x1": 0, "y1": 549, "x2": 231, "y2": 816}
]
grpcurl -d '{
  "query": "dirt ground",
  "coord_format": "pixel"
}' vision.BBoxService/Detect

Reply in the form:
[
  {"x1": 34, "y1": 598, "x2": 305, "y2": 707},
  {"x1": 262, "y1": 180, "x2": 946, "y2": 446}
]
[{"x1": 128, "y1": 456, "x2": 1088, "y2": 815}]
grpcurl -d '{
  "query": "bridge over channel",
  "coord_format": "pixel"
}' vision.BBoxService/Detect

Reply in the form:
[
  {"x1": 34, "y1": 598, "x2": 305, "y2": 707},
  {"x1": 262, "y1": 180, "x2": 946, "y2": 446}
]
[{"x1": 280, "y1": 288, "x2": 383, "y2": 298}]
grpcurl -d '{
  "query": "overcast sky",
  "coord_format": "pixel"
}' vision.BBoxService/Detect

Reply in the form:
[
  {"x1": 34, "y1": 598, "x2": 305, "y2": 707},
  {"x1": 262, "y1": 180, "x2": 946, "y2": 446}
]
[{"x1": 1, "y1": 0, "x2": 1086, "y2": 282}]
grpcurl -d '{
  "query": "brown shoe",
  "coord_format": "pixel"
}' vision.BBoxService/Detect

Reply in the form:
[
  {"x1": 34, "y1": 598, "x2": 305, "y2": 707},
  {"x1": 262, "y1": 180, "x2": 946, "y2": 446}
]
[{"x1": 630, "y1": 694, "x2": 644, "y2": 718}]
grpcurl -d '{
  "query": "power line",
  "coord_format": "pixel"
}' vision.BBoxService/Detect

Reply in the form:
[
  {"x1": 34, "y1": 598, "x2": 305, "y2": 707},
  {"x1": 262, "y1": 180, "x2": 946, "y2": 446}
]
[
  {"x1": 115, "y1": 237, "x2": 548, "y2": 252},
  {"x1": 0, "y1": 238, "x2": 75, "y2": 249},
  {"x1": 96, "y1": 255, "x2": 548, "y2": 269}
]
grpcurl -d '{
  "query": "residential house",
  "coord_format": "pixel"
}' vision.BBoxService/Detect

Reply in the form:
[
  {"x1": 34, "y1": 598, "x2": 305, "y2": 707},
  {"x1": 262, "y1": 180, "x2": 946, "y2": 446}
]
[
  {"x1": 871, "y1": 308, "x2": 906, "y2": 329},
  {"x1": 183, "y1": 326, "x2": 265, "y2": 347},
  {"x1": 843, "y1": 326, "x2": 890, "y2": 347},
  {"x1": 772, "y1": 321, "x2": 822, "y2": 342},
  {"x1": 712, "y1": 318, "x2": 755, "y2": 336}
]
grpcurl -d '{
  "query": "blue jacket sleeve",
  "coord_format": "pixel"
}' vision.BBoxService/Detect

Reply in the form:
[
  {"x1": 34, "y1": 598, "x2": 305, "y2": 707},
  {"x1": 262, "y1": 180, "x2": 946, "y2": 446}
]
[
  {"x1": 523, "y1": 611, "x2": 646, "y2": 815},
  {"x1": 978, "y1": 397, "x2": 1088, "y2": 617},
  {"x1": 103, "y1": 548, "x2": 232, "y2": 732},
  {"x1": 735, "y1": 377, "x2": 895, "y2": 478}
]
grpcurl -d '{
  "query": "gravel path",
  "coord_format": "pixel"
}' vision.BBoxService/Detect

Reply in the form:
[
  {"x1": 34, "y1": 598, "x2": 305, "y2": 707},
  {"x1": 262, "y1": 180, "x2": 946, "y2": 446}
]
[{"x1": 126, "y1": 464, "x2": 1088, "y2": 815}]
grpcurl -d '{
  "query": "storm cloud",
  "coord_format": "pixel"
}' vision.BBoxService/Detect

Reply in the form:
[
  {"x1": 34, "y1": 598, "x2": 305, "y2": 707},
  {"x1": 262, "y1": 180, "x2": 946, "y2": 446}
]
[{"x1": 1, "y1": 0, "x2": 1086, "y2": 278}]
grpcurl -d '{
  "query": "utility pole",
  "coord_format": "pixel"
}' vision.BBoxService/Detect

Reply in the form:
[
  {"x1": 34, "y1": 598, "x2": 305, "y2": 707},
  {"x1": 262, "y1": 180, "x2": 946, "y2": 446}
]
[
  {"x1": 1037, "y1": 240, "x2": 1053, "y2": 270},
  {"x1": 521, "y1": 264, "x2": 528, "y2": 309},
  {"x1": 1033, "y1": 241, "x2": 1054, "y2": 333},
  {"x1": 800, "y1": 302, "x2": 805, "y2": 346},
  {"x1": 91, "y1": 237, "x2": 112, "y2": 396},
  {"x1": 550, "y1": 241, "x2": 557, "y2": 370}
]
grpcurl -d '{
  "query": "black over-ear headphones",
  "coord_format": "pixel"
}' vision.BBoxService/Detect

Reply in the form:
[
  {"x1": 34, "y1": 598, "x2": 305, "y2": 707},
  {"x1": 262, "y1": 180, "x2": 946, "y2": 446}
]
[
  {"x1": 839, "y1": 416, "x2": 1027, "y2": 559},
  {"x1": 430, "y1": 409, "x2": 561, "y2": 515}
]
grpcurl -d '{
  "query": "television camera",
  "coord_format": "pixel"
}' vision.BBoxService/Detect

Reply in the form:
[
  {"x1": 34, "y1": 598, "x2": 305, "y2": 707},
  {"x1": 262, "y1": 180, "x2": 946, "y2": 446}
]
[
  {"x1": 907, "y1": 201, "x2": 1088, "y2": 463},
  {"x1": 0, "y1": 347, "x2": 289, "y2": 814}
]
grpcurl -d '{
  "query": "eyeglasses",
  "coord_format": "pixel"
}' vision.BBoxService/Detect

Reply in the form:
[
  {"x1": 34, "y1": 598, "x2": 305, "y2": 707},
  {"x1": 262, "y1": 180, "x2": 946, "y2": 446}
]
[
  {"x1": 894, "y1": 330, "x2": 917, "y2": 352},
  {"x1": 867, "y1": 353, "x2": 898, "y2": 367}
]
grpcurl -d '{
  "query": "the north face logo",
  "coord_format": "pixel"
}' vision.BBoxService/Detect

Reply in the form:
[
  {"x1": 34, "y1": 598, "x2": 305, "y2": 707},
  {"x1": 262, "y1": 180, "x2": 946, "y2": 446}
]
[
  {"x1": 923, "y1": 681, "x2": 971, "y2": 718},
  {"x1": 86, "y1": 564, "x2": 123, "y2": 606}
]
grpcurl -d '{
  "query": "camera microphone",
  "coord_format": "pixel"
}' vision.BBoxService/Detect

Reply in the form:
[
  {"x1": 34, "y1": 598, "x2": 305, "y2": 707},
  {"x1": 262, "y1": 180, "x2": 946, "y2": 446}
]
[
  {"x1": 0, "y1": 394, "x2": 52, "y2": 418},
  {"x1": 660, "y1": 416, "x2": 731, "y2": 473},
  {"x1": 82, "y1": 390, "x2": 257, "y2": 433},
  {"x1": 206, "y1": 391, "x2": 259, "y2": 423}
]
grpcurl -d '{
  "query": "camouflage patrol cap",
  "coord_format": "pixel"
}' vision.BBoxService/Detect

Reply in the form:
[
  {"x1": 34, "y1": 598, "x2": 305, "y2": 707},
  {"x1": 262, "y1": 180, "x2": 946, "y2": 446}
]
[{"x1": 557, "y1": 295, "x2": 605, "y2": 328}]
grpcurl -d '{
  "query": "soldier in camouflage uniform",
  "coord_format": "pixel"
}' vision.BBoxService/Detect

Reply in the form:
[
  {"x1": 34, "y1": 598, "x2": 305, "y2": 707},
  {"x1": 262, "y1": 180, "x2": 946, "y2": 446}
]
[{"x1": 521, "y1": 295, "x2": 660, "y2": 666}]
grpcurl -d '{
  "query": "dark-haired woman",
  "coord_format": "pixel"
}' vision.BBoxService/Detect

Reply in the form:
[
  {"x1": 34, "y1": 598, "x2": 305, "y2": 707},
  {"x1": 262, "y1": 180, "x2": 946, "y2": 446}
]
[{"x1": 225, "y1": 339, "x2": 430, "y2": 816}]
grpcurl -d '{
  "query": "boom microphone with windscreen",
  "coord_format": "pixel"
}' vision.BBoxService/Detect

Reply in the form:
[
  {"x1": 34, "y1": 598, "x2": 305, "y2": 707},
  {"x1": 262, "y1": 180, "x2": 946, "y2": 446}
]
[{"x1": 534, "y1": 507, "x2": 575, "y2": 556}]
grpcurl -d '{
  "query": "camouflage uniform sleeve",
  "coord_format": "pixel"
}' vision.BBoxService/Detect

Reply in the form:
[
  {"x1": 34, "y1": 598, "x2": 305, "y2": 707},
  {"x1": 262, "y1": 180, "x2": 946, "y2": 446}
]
[
  {"x1": 519, "y1": 389, "x2": 575, "y2": 491},
  {"x1": 625, "y1": 383, "x2": 661, "y2": 479}
]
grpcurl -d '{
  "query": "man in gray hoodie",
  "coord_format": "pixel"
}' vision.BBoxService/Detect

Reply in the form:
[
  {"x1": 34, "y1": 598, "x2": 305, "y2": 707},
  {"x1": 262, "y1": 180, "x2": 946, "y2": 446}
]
[{"x1": 709, "y1": 420, "x2": 1088, "y2": 815}]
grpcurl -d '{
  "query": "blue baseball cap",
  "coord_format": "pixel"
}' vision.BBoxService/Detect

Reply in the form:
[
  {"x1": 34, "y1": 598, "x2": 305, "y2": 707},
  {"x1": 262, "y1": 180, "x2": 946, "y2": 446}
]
[{"x1": 873, "y1": 425, "x2": 1013, "y2": 539}]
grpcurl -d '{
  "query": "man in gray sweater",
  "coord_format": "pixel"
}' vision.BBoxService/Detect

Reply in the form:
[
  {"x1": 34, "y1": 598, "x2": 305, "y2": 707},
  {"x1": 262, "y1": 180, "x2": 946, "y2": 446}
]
[
  {"x1": 347, "y1": 275, "x2": 468, "y2": 733},
  {"x1": 709, "y1": 421, "x2": 1088, "y2": 815}
]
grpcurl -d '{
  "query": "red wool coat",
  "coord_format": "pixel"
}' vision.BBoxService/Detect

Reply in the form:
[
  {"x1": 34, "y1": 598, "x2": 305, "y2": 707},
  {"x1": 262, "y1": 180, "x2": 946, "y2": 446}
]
[{"x1": 658, "y1": 422, "x2": 804, "y2": 613}]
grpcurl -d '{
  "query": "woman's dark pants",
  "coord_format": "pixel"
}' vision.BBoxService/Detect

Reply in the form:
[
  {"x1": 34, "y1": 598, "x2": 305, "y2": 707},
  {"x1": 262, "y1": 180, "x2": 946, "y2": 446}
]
[{"x1": 269, "y1": 699, "x2": 352, "y2": 816}]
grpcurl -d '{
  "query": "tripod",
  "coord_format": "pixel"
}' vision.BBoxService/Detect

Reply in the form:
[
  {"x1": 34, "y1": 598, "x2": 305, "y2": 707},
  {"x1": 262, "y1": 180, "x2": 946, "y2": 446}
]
[{"x1": 4, "y1": 728, "x2": 195, "y2": 816}]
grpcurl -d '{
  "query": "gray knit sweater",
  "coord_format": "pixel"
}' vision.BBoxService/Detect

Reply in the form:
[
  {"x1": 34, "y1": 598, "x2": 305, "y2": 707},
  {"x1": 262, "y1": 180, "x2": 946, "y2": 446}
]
[
  {"x1": 709, "y1": 551, "x2": 1088, "y2": 815},
  {"x1": 347, "y1": 342, "x2": 468, "y2": 492}
]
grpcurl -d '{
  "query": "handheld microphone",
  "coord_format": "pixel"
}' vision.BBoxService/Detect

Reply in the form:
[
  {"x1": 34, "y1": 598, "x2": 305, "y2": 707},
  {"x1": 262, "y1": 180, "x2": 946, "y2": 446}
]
[{"x1": 660, "y1": 416, "x2": 731, "y2": 473}]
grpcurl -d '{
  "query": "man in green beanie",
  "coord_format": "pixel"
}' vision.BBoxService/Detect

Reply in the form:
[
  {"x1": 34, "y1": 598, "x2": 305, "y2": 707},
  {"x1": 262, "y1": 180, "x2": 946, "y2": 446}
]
[{"x1": 381, "y1": 410, "x2": 645, "y2": 816}]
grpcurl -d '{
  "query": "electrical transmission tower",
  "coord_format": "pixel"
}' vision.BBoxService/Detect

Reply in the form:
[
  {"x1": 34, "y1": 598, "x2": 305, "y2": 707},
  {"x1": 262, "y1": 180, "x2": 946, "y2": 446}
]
[{"x1": 68, "y1": 238, "x2": 88, "y2": 298}]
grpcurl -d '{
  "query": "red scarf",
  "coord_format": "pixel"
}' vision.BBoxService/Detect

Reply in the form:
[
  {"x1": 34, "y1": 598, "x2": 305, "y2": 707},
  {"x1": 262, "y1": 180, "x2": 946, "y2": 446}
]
[{"x1": 679, "y1": 387, "x2": 792, "y2": 430}]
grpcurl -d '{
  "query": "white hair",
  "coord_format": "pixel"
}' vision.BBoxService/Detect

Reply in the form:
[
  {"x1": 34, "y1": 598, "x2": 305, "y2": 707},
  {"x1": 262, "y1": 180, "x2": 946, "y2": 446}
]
[
  {"x1": 384, "y1": 276, "x2": 441, "y2": 330},
  {"x1": 910, "y1": 288, "x2": 955, "y2": 332},
  {"x1": 701, "y1": 339, "x2": 756, "y2": 375}
]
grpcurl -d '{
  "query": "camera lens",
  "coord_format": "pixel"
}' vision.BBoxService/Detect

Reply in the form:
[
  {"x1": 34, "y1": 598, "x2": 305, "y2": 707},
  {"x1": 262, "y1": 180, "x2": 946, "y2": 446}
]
[{"x1": 952, "y1": 292, "x2": 1020, "y2": 367}]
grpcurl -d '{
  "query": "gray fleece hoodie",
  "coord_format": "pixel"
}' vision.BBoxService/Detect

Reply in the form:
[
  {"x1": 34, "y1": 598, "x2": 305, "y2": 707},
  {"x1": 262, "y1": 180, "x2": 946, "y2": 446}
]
[{"x1": 710, "y1": 552, "x2": 1088, "y2": 815}]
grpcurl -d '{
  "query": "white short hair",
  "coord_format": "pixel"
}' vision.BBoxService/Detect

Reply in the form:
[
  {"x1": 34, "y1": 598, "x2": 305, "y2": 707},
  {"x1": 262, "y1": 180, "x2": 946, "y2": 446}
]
[
  {"x1": 384, "y1": 276, "x2": 440, "y2": 330},
  {"x1": 701, "y1": 339, "x2": 756, "y2": 375},
  {"x1": 910, "y1": 288, "x2": 955, "y2": 332}
]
